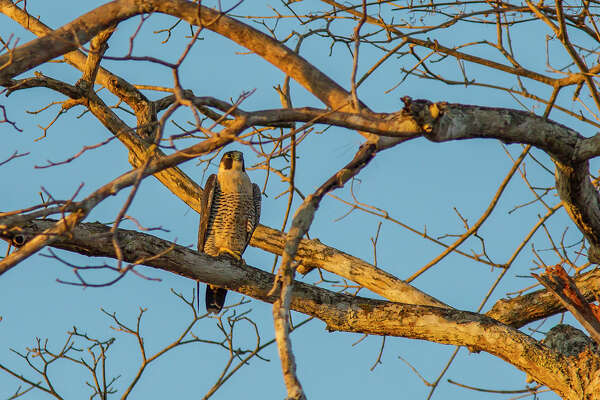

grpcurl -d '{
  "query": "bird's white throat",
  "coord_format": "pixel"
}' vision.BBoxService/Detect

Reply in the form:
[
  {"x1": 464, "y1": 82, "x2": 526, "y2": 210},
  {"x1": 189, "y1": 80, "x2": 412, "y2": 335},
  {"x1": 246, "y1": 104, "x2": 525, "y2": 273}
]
[{"x1": 217, "y1": 168, "x2": 250, "y2": 193}]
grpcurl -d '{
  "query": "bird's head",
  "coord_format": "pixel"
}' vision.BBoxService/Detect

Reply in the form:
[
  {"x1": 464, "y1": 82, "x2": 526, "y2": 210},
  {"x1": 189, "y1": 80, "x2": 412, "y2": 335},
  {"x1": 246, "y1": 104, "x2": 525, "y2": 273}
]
[{"x1": 219, "y1": 150, "x2": 245, "y2": 173}]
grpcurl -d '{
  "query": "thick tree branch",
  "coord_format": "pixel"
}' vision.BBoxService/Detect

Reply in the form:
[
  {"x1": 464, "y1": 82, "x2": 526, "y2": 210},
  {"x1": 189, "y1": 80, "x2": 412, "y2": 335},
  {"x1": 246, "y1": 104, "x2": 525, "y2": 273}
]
[
  {"x1": 428, "y1": 103, "x2": 581, "y2": 163},
  {"x1": 0, "y1": 0, "x2": 151, "y2": 112},
  {"x1": 0, "y1": 0, "x2": 349, "y2": 107},
  {"x1": 157, "y1": 92, "x2": 426, "y2": 137},
  {"x1": 2, "y1": 219, "x2": 591, "y2": 329},
  {"x1": 76, "y1": 25, "x2": 116, "y2": 92},
  {"x1": 251, "y1": 225, "x2": 449, "y2": 308},
  {"x1": 0, "y1": 210, "x2": 85, "y2": 276},
  {"x1": 487, "y1": 267, "x2": 600, "y2": 329},
  {"x1": 1, "y1": 220, "x2": 595, "y2": 399},
  {"x1": 553, "y1": 160, "x2": 600, "y2": 263},
  {"x1": 0, "y1": 0, "x2": 181, "y2": 186},
  {"x1": 428, "y1": 102, "x2": 600, "y2": 262},
  {"x1": 0, "y1": 0, "x2": 343, "y2": 102}
]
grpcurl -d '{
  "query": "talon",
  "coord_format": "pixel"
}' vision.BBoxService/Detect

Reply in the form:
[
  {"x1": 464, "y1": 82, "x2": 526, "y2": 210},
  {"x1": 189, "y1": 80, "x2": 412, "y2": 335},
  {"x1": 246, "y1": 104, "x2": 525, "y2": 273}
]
[{"x1": 218, "y1": 248, "x2": 242, "y2": 261}]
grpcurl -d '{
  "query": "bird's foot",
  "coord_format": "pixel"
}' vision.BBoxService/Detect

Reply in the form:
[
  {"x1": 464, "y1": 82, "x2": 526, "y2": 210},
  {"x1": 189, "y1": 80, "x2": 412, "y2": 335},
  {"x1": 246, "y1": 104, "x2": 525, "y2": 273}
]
[{"x1": 218, "y1": 248, "x2": 242, "y2": 261}]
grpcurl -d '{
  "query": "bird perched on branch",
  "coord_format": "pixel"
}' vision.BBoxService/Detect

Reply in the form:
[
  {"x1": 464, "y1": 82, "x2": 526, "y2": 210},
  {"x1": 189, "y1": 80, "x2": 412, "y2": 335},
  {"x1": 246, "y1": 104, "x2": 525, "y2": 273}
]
[{"x1": 197, "y1": 151, "x2": 261, "y2": 313}]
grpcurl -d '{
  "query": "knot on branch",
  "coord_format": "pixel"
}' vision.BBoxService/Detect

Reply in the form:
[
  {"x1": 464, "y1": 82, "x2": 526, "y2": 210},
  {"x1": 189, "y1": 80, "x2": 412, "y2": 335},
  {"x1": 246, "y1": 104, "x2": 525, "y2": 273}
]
[{"x1": 400, "y1": 96, "x2": 445, "y2": 133}]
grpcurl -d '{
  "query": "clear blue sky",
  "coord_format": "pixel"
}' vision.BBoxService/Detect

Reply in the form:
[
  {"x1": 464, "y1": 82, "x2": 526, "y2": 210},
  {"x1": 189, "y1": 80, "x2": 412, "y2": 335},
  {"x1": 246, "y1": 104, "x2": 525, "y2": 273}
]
[{"x1": 1, "y1": 1, "x2": 584, "y2": 398}]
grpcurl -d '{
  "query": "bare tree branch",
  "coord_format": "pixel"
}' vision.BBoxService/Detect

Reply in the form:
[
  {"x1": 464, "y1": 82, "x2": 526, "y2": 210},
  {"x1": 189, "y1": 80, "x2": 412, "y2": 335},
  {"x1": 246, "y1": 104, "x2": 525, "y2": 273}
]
[{"x1": 1, "y1": 219, "x2": 595, "y2": 398}]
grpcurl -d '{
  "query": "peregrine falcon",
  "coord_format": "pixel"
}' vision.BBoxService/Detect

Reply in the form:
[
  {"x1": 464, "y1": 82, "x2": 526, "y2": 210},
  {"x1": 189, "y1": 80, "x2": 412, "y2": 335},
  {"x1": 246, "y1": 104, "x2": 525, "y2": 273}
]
[{"x1": 197, "y1": 151, "x2": 261, "y2": 313}]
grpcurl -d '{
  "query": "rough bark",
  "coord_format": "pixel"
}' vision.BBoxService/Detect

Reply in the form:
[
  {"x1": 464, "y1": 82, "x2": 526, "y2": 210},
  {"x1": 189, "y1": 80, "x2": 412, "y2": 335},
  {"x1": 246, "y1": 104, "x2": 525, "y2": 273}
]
[
  {"x1": 1, "y1": 219, "x2": 598, "y2": 399},
  {"x1": 488, "y1": 268, "x2": 600, "y2": 328},
  {"x1": 252, "y1": 225, "x2": 449, "y2": 308}
]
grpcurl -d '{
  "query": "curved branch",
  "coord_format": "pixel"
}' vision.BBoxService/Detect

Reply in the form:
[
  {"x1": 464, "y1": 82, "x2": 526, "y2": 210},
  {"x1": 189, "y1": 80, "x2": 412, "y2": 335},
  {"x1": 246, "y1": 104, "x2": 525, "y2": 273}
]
[
  {"x1": 3, "y1": 220, "x2": 595, "y2": 399},
  {"x1": 270, "y1": 141, "x2": 378, "y2": 399},
  {"x1": 0, "y1": 0, "x2": 348, "y2": 108},
  {"x1": 429, "y1": 102, "x2": 600, "y2": 262},
  {"x1": 429, "y1": 103, "x2": 581, "y2": 163},
  {"x1": 487, "y1": 268, "x2": 600, "y2": 328}
]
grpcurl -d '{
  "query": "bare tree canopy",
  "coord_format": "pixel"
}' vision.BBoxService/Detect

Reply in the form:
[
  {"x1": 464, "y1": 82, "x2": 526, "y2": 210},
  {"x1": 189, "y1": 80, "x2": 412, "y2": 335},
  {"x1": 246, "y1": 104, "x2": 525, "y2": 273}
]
[{"x1": 2, "y1": 0, "x2": 600, "y2": 399}]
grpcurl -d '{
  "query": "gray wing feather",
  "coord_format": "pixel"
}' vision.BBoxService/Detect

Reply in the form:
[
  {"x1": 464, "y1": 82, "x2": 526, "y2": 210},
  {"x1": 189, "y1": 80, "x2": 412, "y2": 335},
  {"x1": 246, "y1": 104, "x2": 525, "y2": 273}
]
[
  {"x1": 198, "y1": 174, "x2": 217, "y2": 252},
  {"x1": 243, "y1": 183, "x2": 261, "y2": 251}
]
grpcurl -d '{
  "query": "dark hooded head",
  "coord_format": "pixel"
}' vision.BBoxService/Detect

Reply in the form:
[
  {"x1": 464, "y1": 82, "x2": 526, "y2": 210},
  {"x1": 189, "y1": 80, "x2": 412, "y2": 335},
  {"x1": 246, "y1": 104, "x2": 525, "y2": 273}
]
[{"x1": 219, "y1": 150, "x2": 245, "y2": 172}]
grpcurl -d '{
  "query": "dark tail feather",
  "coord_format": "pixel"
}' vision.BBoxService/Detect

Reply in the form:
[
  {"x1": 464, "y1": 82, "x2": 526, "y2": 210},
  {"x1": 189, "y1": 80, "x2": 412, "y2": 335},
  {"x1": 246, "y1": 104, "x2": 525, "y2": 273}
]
[{"x1": 205, "y1": 285, "x2": 227, "y2": 314}]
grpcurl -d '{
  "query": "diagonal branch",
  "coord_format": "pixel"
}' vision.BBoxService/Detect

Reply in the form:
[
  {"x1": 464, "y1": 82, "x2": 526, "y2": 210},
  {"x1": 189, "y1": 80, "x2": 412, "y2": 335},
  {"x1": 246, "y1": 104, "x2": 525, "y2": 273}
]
[
  {"x1": 76, "y1": 25, "x2": 116, "y2": 92},
  {"x1": 3, "y1": 219, "x2": 594, "y2": 332},
  {"x1": 0, "y1": 220, "x2": 591, "y2": 399},
  {"x1": 487, "y1": 267, "x2": 600, "y2": 328},
  {"x1": 251, "y1": 225, "x2": 449, "y2": 308},
  {"x1": 271, "y1": 141, "x2": 377, "y2": 399},
  {"x1": 0, "y1": 0, "x2": 406, "y2": 147}
]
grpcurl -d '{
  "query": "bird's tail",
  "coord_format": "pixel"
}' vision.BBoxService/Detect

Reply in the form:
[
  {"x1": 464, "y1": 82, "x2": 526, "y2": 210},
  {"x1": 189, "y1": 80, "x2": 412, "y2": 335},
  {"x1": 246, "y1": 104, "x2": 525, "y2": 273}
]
[{"x1": 205, "y1": 285, "x2": 227, "y2": 314}]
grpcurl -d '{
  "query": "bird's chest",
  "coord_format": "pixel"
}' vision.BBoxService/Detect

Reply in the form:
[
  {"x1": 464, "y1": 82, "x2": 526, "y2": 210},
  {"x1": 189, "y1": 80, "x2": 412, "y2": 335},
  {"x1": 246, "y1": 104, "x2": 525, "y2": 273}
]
[
  {"x1": 208, "y1": 179, "x2": 253, "y2": 249},
  {"x1": 212, "y1": 190, "x2": 252, "y2": 228}
]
